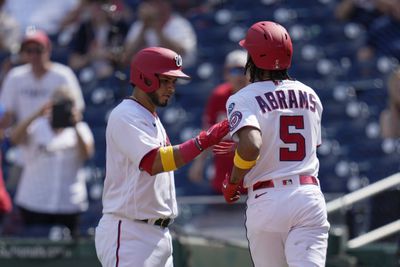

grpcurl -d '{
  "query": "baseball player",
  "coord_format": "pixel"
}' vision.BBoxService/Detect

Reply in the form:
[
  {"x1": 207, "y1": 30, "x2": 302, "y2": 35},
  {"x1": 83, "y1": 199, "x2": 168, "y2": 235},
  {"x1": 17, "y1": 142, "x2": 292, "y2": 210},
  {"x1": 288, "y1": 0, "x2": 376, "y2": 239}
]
[
  {"x1": 221, "y1": 21, "x2": 330, "y2": 267},
  {"x1": 95, "y1": 47, "x2": 229, "y2": 267}
]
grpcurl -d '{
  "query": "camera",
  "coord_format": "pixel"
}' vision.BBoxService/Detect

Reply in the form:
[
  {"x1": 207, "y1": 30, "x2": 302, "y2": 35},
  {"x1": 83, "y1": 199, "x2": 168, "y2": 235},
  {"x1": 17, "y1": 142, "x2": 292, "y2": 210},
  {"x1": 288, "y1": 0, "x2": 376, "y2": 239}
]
[{"x1": 51, "y1": 100, "x2": 74, "y2": 128}]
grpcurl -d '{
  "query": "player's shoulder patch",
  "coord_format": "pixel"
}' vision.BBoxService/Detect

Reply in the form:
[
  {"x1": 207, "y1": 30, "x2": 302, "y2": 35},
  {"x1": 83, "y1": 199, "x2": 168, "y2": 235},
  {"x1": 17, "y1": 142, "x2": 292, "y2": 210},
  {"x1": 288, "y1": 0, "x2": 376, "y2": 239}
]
[
  {"x1": 229, "y1": 111, "x2": 242, "y2": 131},
  {"x1": 228, "y1": 102, "x2": 235, "y2": 114}
]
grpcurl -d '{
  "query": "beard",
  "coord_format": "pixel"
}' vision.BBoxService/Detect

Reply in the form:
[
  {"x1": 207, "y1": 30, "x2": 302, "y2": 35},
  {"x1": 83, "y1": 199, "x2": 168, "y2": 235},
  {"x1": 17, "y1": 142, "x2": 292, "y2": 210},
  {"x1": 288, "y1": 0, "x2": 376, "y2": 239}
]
[{"x1": 148, "y1": 91, "x2": 168, "y2": 107}]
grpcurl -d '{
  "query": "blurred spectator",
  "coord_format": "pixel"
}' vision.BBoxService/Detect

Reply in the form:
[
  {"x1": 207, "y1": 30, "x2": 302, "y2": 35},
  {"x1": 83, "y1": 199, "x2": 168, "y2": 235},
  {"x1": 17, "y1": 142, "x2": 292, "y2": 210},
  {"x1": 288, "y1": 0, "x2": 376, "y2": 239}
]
[
  {"x1": 188, "y1": 49, "x2": 248, "y2": 194},
  {"x1": 0, "y1": 104, "x2": 12, "y2": 226},
  {"x1": 4, "y1": 0, "x2": 80, "y2": 36},
  {"x1": 335, "y1": 0, "x2": 381, "y2": 27},
  {"x1": 380, "y1": 67, "x2": 400, "y2": 138},
  {"x1": 0, "y1": 0, "x2": 20, "y2": 54},
  {"x1": 0, "y1": 0, "x2": 21, "y2": 86},
  {"x1": 60, "y1": 0, "x2": 132, "y2": 30},
  {"x1": 0, "y1": 165, "x2": 12, "y2": 225},
  {"x1": 0, "y1": 106, "x2": 12, "y2": 233},
  {"x1": 365, "y1": 0, "x2": 400, "y2": 59},
  {"x1": 337, "y1": 0, "x2": 400, "y2": 73},
  {"x1": 0, "y1": 143, "x2": 12, "y2": 226},
  {"x1": 0, "y1": 29, "x2": 85, "y2": 192},
  {"x1": 122, "y1": 0, "x2": 197, "y2": 67},
  {"x1": 10, "y1": 86, "x2": 94, "y2": 238},
  {"x1": 68, "y1": 0, "x2": 129, "y2": 79}
]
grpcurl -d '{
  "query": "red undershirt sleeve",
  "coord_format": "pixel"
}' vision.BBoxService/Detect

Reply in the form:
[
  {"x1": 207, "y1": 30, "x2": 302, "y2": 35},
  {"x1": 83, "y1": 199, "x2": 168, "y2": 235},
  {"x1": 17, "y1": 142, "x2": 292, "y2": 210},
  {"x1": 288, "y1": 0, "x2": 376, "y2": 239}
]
[{"x1": 139, "y1": 148, "x2": 158, "y2": 174}]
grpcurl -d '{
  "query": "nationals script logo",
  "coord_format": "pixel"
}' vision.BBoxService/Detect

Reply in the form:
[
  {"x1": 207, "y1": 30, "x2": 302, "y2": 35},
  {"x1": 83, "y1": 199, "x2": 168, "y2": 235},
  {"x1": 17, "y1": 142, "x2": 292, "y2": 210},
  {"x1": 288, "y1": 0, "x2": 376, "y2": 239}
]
[
  {"x1": 175, "y1": 55, "x2": 183, "y2": 67},
  {"x1": 229, "y1": 111, "x2": 242, "y2": 131}
]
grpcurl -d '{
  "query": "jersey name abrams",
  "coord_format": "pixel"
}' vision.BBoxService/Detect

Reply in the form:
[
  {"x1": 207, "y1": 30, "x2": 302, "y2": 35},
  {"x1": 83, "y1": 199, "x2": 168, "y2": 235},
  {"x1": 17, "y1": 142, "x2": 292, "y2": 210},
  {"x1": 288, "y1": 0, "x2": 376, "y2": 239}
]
[{"x1": 255, "y1": 89, "x2": 316, "y2": 113}]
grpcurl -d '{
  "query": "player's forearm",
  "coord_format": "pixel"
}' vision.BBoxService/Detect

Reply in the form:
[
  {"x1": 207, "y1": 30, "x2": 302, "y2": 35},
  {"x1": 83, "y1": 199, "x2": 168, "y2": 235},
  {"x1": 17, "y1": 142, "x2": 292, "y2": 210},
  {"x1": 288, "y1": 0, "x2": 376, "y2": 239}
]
[
  {"x1": 229, "y1": 167, "x2": 250, "y2": 184},
  {"x1": 145, "y1": 138, "x2": 203, "y2": 175},
  {"x1": 141, "y1": 120, "x2": 229, "y2": 175},
  {"x1": 143, "y1": 136, "x2": 217, "y2": 175},
  {"x1": 227, "y1": 129, "x2": 261, "y2": 183}
]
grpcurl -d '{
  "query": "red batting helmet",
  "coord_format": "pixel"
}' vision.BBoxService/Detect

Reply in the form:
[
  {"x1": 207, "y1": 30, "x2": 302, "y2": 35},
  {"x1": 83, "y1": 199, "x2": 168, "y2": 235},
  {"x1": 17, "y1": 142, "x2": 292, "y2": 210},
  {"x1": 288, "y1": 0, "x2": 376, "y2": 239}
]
[
  {"x1": 130, "y1": 47, "x2": 191, "y2": 93},
  {"x1": 239, "y1": 21, "x2": 293, "y2": 70}
]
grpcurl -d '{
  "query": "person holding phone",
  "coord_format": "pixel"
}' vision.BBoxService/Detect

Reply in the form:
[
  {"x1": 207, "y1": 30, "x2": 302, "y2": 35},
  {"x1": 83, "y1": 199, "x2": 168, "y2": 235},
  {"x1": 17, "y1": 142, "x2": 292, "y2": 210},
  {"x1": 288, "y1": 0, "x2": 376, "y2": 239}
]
[
  {"x1": 10, "y1": 86, "x2": 94, "y2": 238},
  {"x1": 0, "y1": 29, "x2": 85, "y2": 201}
]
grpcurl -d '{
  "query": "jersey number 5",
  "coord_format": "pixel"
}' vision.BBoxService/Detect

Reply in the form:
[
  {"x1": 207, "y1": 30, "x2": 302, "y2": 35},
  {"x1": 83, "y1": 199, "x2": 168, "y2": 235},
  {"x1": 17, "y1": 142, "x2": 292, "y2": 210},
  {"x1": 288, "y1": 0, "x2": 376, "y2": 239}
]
[{"x1": 279, "y1": 115, "x2": 306, "y2": 161}]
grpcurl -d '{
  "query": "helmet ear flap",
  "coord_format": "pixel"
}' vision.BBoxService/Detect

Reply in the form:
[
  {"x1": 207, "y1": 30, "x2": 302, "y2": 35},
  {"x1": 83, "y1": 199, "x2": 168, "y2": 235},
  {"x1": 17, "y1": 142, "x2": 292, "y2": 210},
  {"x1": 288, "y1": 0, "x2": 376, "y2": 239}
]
[
  {"x1": 143, "y1": 73, "x2": 160, "y2": 92},
  {"x1": 132, "y1": 69, "x2": 160, "y2": 92}
]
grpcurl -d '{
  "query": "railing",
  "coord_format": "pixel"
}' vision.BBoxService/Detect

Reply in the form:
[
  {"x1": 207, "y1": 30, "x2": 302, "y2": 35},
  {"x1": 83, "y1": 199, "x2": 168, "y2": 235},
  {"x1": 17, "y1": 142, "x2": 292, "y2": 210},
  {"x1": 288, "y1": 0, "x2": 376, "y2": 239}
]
[
  {"x1": 326, "y1": 172, "x2": 400, "y2": 213},
  {"x1": 176, "y1": 173, "x2": 400, "y2": 249},
  {"x1": 347, "y1": 220, "x2": 400, "y2": 249},
  {"x1": 326, "y1": 172, "x2": 400, "y2": 248},
  {"x1": 177, "y1": 173, "x2": 400, "y2": 210}
]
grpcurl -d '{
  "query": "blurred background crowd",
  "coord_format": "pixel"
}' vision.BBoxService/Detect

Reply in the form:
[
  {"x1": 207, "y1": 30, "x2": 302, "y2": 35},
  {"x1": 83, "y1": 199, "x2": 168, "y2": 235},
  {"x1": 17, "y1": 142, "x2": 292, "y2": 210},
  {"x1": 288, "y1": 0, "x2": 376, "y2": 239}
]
[{"x1": 0, "y1": 0, "x2": 398, "y2": 252}]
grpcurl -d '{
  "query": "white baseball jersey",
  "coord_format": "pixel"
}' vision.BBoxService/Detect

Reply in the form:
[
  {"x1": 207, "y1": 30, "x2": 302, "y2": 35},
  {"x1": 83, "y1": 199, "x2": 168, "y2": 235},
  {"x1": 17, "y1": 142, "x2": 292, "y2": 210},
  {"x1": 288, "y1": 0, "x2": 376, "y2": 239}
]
[
  {"x1": 227, "y1": 79, "x2": 329, "y2": 267},
  {"x1": 101, "y1": 99, "x2": 178, "y2": 221},
  {"x1": 226, "y1": 80, "x2": 323, "y2": 188}
]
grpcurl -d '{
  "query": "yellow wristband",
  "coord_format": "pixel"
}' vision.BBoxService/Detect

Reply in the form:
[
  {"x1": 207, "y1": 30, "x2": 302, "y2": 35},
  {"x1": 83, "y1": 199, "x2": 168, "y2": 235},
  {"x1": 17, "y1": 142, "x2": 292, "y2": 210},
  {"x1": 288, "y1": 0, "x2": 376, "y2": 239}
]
[
  {"x1": 233, "y1": 150, "x2": 257, "y2": 170},
  {"x1": 159, "y1": 146, "x2": 177, "y2": 171}
]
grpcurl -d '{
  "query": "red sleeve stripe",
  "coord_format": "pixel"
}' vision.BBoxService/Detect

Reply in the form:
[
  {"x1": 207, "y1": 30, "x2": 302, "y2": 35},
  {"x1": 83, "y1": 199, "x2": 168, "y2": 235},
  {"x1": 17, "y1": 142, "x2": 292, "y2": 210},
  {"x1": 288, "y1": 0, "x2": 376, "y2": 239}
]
[
  {"x1": 115, "y1": 220, "x2": 122, "y2": 267},
  {"x1": 140, "y1": 148, "x2": 158, "y2": 174}
]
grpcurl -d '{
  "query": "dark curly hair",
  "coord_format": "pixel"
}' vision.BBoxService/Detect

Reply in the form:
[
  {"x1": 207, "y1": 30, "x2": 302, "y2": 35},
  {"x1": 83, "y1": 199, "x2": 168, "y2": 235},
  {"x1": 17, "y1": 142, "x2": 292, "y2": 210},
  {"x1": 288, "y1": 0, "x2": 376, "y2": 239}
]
[{"x1": 245, "y1": 56, "x2": 293, "y2": 83}]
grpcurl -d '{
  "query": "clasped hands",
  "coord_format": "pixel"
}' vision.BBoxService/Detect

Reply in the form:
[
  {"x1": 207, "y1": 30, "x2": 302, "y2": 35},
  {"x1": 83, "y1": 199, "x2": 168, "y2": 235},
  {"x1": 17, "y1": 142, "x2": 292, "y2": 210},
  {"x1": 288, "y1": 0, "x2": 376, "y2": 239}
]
[{"x1": 194, "y1": 120, "x2": 242, "y2": 203}]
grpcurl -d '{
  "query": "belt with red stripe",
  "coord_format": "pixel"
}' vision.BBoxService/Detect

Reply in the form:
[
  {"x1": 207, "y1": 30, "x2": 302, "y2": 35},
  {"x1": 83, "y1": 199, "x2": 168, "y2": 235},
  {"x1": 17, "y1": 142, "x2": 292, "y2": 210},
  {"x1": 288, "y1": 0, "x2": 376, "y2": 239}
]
[{"x1": 253, "y1": 175, "x2": 318, "y2": 191}]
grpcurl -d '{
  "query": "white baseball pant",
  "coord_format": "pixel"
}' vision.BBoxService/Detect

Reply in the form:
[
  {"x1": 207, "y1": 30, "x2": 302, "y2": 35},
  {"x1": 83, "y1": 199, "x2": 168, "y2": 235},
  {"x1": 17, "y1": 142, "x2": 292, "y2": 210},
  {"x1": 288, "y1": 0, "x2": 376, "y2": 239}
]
[
  {"x1": 246, "y1": 177, "x2": 330, "y2": 267},
  {"x1": 95, "y1": 214, "x2": 173, "y2": 267}
]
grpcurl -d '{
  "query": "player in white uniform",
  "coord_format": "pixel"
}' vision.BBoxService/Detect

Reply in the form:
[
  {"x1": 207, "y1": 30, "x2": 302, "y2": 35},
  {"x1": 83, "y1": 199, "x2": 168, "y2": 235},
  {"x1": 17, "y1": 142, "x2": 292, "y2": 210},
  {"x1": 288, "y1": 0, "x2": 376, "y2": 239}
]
[
  {"x1": 221, "y1": 21, "x2": 330, "y2": 267},
  {"x1": 95, "y1": 47, "x2": 229, "y2": 267}
]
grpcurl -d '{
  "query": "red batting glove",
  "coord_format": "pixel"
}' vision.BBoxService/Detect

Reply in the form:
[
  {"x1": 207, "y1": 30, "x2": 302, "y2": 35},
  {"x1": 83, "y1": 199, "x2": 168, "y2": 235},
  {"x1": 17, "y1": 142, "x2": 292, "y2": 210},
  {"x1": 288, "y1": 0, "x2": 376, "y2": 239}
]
[
  {"x1": 222, "y1": 175, "x2": 241, "y2": 204},
  {"x1": 213, "y1": 140, "x2": 236, "y2": 156},
  {"x1": 195, "y1": 119, "x2": 229, "y2": 151}
]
